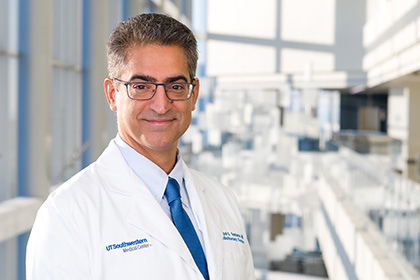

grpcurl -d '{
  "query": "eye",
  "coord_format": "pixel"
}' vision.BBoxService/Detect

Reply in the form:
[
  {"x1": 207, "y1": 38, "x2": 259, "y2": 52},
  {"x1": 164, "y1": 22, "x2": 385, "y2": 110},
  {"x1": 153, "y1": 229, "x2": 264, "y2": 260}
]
[
  {"x1": 132, "y1": 83, "x2": 148, "y2": 90},
  {"x1": 170, "y1": 83, "x2": 186, "y2": 91},
  {"x1": 131, "y1": 83, "x2": 154, "y2": 91}
]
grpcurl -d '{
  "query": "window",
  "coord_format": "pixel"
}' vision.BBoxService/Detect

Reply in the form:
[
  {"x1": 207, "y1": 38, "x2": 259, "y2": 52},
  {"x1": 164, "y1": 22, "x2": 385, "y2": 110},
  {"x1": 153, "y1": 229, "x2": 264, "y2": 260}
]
[
  {"x1": 0, "y1": 1, "x2": 19, "y2": 278},
  {"x1": 0, "y1": 0, "x2": 18, "y2": 201},
  {"x1": 51, "y1": 0, "x2": 84, "y2": 185}
]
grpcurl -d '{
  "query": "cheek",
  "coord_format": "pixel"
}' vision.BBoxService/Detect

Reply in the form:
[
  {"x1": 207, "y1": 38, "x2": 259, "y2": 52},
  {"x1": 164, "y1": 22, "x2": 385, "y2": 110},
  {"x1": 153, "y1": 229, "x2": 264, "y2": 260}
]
[
  {"x1": 116, "y1": 100, "x2": 139, "y2": 123},
  {"x1": 185, "y1": 101, "x2": 195, "y2": 114},
  {"x1": 181, "y1": 107, "x2": 193, "y2": 128},
  {"x1": 179, "y1": 104, "x2": 193, "y2": 119}
]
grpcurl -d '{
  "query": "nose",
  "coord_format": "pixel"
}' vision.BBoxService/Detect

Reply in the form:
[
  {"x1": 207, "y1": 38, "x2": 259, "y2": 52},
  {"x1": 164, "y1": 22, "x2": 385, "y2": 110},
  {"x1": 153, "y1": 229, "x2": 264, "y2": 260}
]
[{"x1": 149, "y1": 84, "x2": 172, "y2": 114}]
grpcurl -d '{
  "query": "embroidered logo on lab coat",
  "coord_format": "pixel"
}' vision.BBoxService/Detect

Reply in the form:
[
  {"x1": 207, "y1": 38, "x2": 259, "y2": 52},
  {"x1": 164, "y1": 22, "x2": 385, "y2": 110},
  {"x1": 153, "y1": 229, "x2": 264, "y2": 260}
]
[
  {"x1": 222, "y1": 231, "x2": 245, "y2": 244},
  {"x1": 105, "y1": 238, "x2": 151, "y2": 253}
]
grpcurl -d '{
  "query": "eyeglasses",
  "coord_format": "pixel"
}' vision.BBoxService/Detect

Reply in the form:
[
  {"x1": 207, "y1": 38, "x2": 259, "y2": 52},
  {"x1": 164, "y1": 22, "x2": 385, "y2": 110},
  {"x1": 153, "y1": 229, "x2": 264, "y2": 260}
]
[{"x1": 113, "y1": 78, "x2": 196, "y2": 101}]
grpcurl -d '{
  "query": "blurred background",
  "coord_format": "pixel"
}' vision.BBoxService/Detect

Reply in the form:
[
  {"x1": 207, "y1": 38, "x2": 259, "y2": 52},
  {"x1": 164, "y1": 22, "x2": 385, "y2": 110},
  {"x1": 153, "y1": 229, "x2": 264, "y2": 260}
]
[{"x1": 1, "y1": 0, "x2": 420, "y2": 279}]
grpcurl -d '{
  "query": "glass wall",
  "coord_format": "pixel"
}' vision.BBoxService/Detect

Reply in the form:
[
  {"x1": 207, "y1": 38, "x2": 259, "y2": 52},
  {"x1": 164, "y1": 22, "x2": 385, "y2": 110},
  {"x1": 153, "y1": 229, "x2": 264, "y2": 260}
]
[
  {"x1": 0, "y1": 0, "x2": 19, "y2": 279},
  {"x1": 0, "y1": 1, "x2": 129, "y2": 279},
  {"x1": 51, "y1": 0, "x2": 84, "y2": 186},
  {"x1": 0, "y1": 1, "x2": 192, "y2": 279},
  {"x1": 0, "y1": 0, "x2": 18, "y2": 202}
]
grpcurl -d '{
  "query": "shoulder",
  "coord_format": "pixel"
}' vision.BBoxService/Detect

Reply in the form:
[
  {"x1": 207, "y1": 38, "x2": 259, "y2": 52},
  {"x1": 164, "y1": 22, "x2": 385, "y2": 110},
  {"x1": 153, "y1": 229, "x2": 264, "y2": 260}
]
[
  {"x1": 26, "y1": 166, "x2": 104, "y2": 279},
  {"x1": 44, "y1": 141, "x2": 121, "y2": 217},
  {"x1": 41, "y1": 162, "x2": 100, "y2": 219},
  {"x1": 48, "y1": 140, "x2": 123, "y2": 208}
]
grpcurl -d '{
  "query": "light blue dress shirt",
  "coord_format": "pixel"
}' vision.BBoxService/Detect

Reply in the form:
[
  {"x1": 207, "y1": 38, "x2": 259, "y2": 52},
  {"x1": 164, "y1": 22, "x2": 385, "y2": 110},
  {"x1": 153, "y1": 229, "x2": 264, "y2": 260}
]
[{"x1": 114, "y1": 134, "x2": 206, "y2": 249}]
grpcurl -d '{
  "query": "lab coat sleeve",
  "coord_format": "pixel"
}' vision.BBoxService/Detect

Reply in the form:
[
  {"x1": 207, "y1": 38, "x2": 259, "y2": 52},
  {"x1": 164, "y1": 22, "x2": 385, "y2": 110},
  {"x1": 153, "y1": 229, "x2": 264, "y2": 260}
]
[{"x1": 26, "y1": 192, "x2": 91, "y2": 279}]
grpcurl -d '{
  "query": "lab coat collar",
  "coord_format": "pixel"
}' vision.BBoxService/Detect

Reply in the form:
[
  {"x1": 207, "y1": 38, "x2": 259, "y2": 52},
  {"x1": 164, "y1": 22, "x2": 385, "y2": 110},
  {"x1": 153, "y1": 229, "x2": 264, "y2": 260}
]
[
  {"x1": 182, "y1": 162, "x2": 223, "y2": 279},
  {"x1": 96, "y1": 140, "x2": 204, "y2": 278}
]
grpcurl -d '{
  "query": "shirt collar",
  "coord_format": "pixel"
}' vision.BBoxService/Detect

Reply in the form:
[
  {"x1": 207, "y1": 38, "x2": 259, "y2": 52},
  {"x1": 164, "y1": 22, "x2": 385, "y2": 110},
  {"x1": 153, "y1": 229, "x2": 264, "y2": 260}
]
[{"x1": 114, "y1": 134, "x2": 184, "y2": 202}]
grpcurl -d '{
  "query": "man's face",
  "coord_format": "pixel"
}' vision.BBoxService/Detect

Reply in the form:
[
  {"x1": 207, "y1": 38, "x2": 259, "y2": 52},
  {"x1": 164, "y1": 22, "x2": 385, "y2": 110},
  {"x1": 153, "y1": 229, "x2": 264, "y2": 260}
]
[{"x1": 104, "y1": 44, "x2": 199, "y2": 160}]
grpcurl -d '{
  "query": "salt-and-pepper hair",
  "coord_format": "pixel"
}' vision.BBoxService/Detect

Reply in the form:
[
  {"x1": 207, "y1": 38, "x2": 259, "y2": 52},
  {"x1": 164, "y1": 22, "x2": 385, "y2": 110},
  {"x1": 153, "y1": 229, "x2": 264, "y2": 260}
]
[{"x1": 106, "y1": 13, "x2": 198, "y2": 82}]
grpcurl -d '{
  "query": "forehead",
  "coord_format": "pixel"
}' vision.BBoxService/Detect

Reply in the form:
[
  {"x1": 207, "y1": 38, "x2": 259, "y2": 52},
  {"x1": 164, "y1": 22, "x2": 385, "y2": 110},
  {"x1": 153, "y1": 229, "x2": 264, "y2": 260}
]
[{"x1": 120, "y1": 44, "x2": 189, "y2": 80}]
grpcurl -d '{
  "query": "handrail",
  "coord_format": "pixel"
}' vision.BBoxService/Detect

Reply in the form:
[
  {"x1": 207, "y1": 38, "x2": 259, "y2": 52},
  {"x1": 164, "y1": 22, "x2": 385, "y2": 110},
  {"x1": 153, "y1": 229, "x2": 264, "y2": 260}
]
[
  {"x1": 318, "y1": 146, "x2": 420, "y2": 279},
  {"x1": 0, "y1": 197, "x2": 43, "y2": 243}
]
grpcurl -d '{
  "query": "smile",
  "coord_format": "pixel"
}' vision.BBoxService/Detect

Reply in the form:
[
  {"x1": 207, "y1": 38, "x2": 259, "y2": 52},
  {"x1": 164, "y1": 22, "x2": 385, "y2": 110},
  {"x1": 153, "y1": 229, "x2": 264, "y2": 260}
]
[{"x1": 146, "y1": 118, "x2": 175, "y2": 125}]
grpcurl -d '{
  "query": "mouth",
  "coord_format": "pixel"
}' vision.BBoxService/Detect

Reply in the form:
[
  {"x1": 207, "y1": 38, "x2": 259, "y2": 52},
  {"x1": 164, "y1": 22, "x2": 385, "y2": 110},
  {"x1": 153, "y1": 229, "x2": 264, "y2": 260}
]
[{"x1": 145, "y1": 118, "x2": 175, "y2": 125}]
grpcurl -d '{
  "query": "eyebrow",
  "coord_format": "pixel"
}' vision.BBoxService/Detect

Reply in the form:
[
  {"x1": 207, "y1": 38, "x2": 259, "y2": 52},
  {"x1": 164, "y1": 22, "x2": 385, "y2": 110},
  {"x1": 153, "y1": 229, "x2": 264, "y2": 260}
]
[{"x1": 129, "y1": 75, "x2": 189, "y2": 83}]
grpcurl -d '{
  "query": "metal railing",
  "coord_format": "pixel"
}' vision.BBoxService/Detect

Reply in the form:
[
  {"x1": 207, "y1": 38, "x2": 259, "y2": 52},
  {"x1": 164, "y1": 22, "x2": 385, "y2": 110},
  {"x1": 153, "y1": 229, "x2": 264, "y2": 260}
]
[
  {"x1": 318, "y1": 145, "x2": 420, "y2": 279},
  {"x1": 0, "y1": 197, "x2": 42, "y2": 243}
]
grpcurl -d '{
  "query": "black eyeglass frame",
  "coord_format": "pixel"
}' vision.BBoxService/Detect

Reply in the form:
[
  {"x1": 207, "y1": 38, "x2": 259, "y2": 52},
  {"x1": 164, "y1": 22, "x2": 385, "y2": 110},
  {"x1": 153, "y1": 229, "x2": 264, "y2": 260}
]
[{"x1": 113, "y1": 78, "x2": 196, "y2": 101}]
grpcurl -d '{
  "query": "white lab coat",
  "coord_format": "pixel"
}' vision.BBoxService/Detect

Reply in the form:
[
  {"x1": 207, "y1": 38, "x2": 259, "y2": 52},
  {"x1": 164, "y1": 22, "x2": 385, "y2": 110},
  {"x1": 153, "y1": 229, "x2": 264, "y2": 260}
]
[{"x1": 26, "y1": 140, "x2": 255, "y2": 279}]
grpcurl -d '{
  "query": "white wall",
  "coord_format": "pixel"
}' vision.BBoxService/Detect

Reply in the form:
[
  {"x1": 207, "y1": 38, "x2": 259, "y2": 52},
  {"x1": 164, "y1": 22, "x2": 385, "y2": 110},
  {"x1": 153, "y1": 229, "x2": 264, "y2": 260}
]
[
  {"x1": 204, "y1": 0, "x2": 366, "y2": 89},
  {"x1": 363, "y1": 0, "x2": 420, "y2": 87}
]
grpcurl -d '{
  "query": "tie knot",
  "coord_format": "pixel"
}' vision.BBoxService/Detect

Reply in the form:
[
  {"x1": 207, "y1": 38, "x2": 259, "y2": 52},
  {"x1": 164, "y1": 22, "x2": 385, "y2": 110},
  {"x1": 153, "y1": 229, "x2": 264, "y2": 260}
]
[{"x1": 165, "y1": 177, "x2": 181, "y2": 205}]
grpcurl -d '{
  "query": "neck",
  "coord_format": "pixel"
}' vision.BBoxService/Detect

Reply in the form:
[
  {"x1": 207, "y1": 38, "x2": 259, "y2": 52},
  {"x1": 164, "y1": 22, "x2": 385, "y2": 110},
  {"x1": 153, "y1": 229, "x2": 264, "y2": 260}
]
[
  {"x1": 146, "y1": 150, "x2": 178, "y2": 174},
  {"x1": 118, "y1": 134, "x2": 179, "y2": 174}
]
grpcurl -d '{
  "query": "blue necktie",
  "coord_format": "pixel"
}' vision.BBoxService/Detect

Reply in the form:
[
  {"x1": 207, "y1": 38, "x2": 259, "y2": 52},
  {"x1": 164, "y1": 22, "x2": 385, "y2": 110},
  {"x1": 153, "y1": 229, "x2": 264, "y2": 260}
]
[{"x1": 165, "y1": 177, "x2": 209, "y2": 280}]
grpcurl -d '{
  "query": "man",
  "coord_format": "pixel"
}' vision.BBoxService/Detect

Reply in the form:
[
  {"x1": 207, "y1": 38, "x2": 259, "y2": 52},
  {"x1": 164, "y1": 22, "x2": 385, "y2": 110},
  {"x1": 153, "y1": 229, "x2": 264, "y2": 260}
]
[{"x1": 26, "y1": 13, "x2": 255, "y2": 279}]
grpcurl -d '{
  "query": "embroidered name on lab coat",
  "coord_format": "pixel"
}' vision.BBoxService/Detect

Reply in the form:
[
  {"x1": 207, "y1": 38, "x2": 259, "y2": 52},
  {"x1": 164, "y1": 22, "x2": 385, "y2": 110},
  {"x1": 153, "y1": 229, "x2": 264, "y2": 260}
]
[
  {"x1": 106, "y1": 238, "x2": 151, "y2": 253},
  {"x1": 222, "y1": 231, "x2": 245, "y2": 244}
]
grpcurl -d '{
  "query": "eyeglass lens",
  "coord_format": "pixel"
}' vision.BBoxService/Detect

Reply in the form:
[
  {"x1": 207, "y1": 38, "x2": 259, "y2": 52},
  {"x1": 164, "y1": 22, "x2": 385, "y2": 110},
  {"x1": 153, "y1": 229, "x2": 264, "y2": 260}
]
[{"x1": 127, "y1": 82, "x2": 193, "y2": 100}]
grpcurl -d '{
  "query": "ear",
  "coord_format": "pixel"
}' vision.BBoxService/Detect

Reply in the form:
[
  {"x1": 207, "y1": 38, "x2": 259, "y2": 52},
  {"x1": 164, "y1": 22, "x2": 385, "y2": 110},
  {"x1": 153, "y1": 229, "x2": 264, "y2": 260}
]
[
  {"x1": 191, "y1": 78, "x2": 200, "y2": 111},
  {"x1": 104, "y1": 78, "x2": 118, "y2": 111}
]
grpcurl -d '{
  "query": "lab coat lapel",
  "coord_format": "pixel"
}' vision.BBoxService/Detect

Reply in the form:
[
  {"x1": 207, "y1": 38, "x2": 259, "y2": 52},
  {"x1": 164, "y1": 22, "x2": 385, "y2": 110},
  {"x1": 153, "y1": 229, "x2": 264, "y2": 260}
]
[
  {"x1": 126, "y1": 192, "x2": 200, "y2": 272},
  {"x1": 183, "y1": 164, "x2": 223, "y2": 279},
  {"x1": 98, "y1": 141, "x2": 201, "y2": 276}
]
